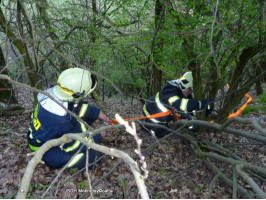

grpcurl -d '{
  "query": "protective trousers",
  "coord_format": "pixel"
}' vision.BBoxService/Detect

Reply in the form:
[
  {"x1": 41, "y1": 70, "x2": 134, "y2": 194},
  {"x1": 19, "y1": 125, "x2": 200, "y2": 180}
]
[{"x1": 42, "y1": 133, "x2": 102, "y2": 169}]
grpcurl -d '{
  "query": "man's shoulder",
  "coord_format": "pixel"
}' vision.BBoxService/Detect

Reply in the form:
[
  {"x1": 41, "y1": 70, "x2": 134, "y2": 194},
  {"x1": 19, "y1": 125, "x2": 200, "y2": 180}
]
[{"x1": 161, "y1": 84, "x2": 181, "y2": 95}]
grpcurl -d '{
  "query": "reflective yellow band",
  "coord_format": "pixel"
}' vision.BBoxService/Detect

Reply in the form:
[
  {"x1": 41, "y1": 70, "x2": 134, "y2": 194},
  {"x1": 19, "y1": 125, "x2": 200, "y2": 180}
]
[
  {"x1": 67, "y1": 153, "x2": 84, "y2": 168},
  {"x1": 79, "y1": 104, "x2": 88, "y2": 118},
  {"x1": 143, "y1": 104, "x2": 159, "y2": 123},
  {"x1": 63, "y1": 104, "x2": 94, "y2": 152},
  {"x1": 64, "y1": 141, "x2": 81, "y2": 152},
  {"x1": 29, "y1": 127, "x2": 33, "y2": 139},
  {"x1": 33, "y1": 104, "x2": 41, "y2": 131},
  {"x1": 143, "y1": 104, "x2": 166, "y2": 124},
  {"x1": 29, "y1": 143, "x2": 40, "y2": 151},
  {"x1": 79, "y1": 122, "x2": 87, "y2": 132},
  {"x1": 85, "y1": 137, "x2": 94, "y2": 146},
  {"x1": 180, "y1": 99, "x2": 189, "y2": 111},
  {"x1": 78, "y1": 103, "x2": 88, "y2": 132},
  {"x1": 34, "y1": 104, "x2": 38, "y2": 118},
  {"x1": 168, "y1": 96, "x2": 180, "y2": 105},
  {"x1": 198, "y1": 101, "x2": 202, "y2": 109},
  {"x1": 155, "y1": 93, "x2": 169, "y2": 112}
]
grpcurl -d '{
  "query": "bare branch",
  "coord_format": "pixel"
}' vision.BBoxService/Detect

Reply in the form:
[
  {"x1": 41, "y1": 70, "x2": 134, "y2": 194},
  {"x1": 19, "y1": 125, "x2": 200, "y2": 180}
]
[
  {"x1": 85, "y1": 149, "x2": 94, "y2": 199},
  {"x1": 174, "y1": 119, "x2": 266, "y2": 143},
  {"x1": 220, "y1": 116, "x2": 266, "y2": 136},
  {"x1": 16, "y1": 132, "x2": 150, "y2": 199},
  {"x1": 236, "y1": 164, "x2": 266, "y2": 198},
  {"x1": 205, "y1": 172, "x2": 221, "y2": 198},
  {"x1": 116, "y1": 114, "x2": 149, "y2": 179},
  {"x1": 233, "y1": 166, "x2": 237, "y2": 198},
  {"x1": 202, "y1": 158, "x2": 251, "y2": 198}
]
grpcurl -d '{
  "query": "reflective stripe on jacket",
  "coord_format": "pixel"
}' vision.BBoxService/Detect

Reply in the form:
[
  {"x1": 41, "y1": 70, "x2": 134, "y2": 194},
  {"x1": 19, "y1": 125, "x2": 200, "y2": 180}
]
[
  {"x1": 28, "y1": 87, "x2": 100, "y2": 152},
  {"x1": 143, "y1": 83, "x2": 199, "y2": 123}
]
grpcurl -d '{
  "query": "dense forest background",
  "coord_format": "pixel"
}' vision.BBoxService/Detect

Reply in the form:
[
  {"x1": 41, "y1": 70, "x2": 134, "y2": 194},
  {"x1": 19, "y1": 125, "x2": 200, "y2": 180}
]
[{"x1": 0, "y1": 0, "x2": 265, "y2": 199}]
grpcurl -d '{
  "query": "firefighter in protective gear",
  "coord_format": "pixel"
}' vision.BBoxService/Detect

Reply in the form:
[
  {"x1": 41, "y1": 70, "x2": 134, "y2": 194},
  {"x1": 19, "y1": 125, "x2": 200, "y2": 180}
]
[
  {"x1": 142, "y1": 71, "x2": 214, "y2": 138},
  {"x1": 27, "y1": 68, "x2": 111, "y2": 169}
]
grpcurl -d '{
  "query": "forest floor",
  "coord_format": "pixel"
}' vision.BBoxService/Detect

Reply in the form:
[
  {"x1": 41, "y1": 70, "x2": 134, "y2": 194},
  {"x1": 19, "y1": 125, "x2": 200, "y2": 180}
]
[{"x1": 0, "y1": 87, "x2": 265, "y2": 199}]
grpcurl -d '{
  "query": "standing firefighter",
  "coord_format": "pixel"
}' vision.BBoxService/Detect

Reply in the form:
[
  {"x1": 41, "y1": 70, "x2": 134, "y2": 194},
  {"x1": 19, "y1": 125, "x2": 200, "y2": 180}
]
[
  {"x1": 142, "y1": 71, "x2": 214, "y2": 138},
  {"x1": 27, "y1": 68, "x2": 111, "y2": 169}
]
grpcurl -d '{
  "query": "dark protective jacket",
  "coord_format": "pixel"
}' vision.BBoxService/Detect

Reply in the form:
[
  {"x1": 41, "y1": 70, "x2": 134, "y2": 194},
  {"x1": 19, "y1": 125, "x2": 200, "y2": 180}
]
[
  {"x1": 27, "y1": 87, "x2": 101, "y2": 169},
  {"x1": 142, "y1": 83, "x2": 202, "y2": 137},
  {"x1": 143, "y1": 83, "x2": 199, "y2": 124}
]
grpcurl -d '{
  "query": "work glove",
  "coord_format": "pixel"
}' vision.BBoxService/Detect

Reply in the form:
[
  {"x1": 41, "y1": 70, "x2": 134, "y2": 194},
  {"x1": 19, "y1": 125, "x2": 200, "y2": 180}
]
[
  {"x1": 188, "y1": 126, "x2": 198, "y2": 132},
  {"x1": 198, "y1": 99, "x2": 214, "y2": 116},
  {"x1": 198, "y1": 99, "x2": 207, "y2": 110},
  {"x1": 179, "y1": 113, "x2": 198, "y2": 132},
  {"x1": 205, "y1": 99, "x2": 214, "y2": 116}
]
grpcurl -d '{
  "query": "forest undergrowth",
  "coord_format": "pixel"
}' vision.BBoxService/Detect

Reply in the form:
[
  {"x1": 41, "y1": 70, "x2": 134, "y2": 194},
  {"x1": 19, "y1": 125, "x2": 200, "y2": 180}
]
[{"x1": 0, "y1": 88, "x2": 265, "y2": 199}]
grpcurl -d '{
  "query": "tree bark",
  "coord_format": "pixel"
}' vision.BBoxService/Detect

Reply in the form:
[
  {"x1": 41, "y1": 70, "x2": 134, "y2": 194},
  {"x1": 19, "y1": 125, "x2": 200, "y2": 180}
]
[
  {"x1": 0, "y1": 47, "x2": 17, "y2": 104},
  {"x1": 217, "y1": 45, "x2": 263, "y2": 123},
  {"x1": 151, "y1": 0, "x2": 165, "y2": 95},
  {"x1": 0, "y1": 6, "x2": 42, "y2": 106}
]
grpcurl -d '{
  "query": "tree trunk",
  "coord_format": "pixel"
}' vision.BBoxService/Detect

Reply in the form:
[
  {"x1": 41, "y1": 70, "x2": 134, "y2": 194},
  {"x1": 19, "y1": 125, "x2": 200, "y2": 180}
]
[
  {"x1": 0, "y1": 6, "x2": 42, "y2": 106},
  {"x1": 151, "y1": 0, "x2": 165, "y2": 94},
  {"x1": 0, "y1": 47, "x2": 17, "y2": 104},
  {"x1": 217, "y1": 46, "x2": 262, "y2": 123},
  {"x1": 152, "y1": 64, "x2": 162, "y2": 94},
  {"x1": 255, "y1": 80, "x2": 263, "y2": 96}
]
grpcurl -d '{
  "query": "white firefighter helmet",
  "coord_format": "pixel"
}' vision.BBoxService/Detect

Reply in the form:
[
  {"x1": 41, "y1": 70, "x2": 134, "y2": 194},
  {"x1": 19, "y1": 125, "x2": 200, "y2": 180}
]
[
  {"x1": 53, "y1": 68, "x2": 97, "y2": 101},
  {"x1": 176, "y1": 71, "x2": 193, "y2": 91}
]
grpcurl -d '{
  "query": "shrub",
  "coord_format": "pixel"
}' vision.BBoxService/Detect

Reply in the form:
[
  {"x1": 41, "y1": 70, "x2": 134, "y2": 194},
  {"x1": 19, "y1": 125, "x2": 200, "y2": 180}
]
[
  {"x1": 242, "y1": 105, "x2": 259, "y2": 115},
  {"x1": 262, "y1": 104, "x2": 266, "y2": 114},
  {"x1": 259, "y1": 94, "x2": 266, "y2": 103}
]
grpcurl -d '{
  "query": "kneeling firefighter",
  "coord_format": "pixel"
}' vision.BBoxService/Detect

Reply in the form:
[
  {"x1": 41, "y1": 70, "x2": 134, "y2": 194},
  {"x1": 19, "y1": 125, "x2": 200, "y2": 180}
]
[
  {"x1": 142, "y1": 71, "x2": 214, "y2": 138},
  {"x1": 27, "y1": 68, "x2": 111, "y2": 169}
]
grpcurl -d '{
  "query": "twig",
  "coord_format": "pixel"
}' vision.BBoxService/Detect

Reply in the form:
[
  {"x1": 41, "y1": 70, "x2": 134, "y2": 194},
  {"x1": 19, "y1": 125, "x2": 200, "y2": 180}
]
[
  {"x1": 79, "y1": 161, "x2": 123, "y2": 199},
  {"x1": 41, "y1": 145, "x2": 84, "y2": 199},
  {"x1": 209, "y1": 0, "x2": 219, "y2": 67},
  {"x1": 236, "y1": 164, "x2": 266, "y2": 198},
  {"x1": 70, "y1": 134, "x2": 150, "y2": 199},
  {"x1": 199, "y1": 151, "x2": 266, "y2": 177},
  {"x1": 150, "y1": 0, "x2": 167, "y2": 54},
  {"x1": 222, "y1": 142, "x2": 265, "y2": 147},
  {"x1": 1, "y1": 129, "x2": 22, "y2": 137},
  {"x1": 85, "y1": 148, "x2": 94, "y2": 199},
  {"x1": 202, "y1": 140, "x2": 266, "y2": 182},
  {"x1": 174, "y1": 119, "x2": 266, "y2": 143},
  {"x1": 202, "y1": 158, "x2": 251, "y2": 198},
  {"x1": 149, "y1": 160, "x2": 203, "y2": 198},
  {"x1": 79, "y1": 123, "x2": 187, "y2": 199},
  {"x1": 205, "y1": 172, "x2": 221, "y2": 198},
  {"x1": 220, "y1": 116, "x2": 266, "y2": 136},
  {"x1": 116, "y1": 114, "x2": 149, "y2": 179},
  {"x1": 16, "y1": 132, "x2": 150, "y2": 199},
  {"x1": 54, "y1": 154, "x2": 106, "y2": 198},
  {"x1": 232, "y1": 166, "x2": 237, "y2": 199},
  {"x1": 54, "y1": 181, "x2": 61, "y2": 198}
]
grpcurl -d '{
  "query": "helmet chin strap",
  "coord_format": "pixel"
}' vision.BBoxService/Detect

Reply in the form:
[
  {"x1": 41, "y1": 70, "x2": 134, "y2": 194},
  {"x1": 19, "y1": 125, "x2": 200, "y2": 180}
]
[{"x1": 72, "y1": 90, "x2": 85, "y2": 99}]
